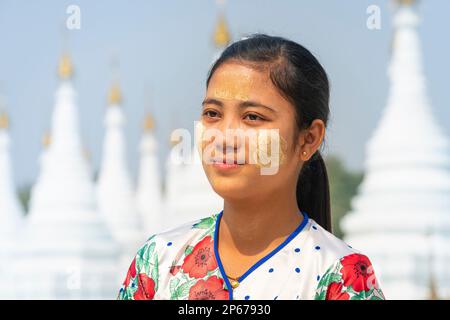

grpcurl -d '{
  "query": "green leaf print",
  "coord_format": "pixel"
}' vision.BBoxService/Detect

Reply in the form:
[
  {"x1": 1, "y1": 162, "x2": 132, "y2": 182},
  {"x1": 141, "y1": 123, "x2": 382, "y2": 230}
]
[
  {"x1": 350, "y1": 290, "x2": 368, "y2": 300},
  {"x1": 118, "y1": 277, "x2": 139, "y2": 300},
  {"x1": 143, "y1": 242, "x2": 155, "y2": 262},
  {"x1": 184, "y1": 245, "x2": 194, "y2": 256},
  {"x1": 170, "y1": 278, "x2": 180, "y2": 296},
  {"x1": 171, "y1": 279, "x2": 197, "y2": 300},
  {"x1": 135, "y1": 241, "x2": 155, "y2": 272},
  {"x1": 192, "y1": 216, "x2": 215, "y2": 229},
  {"x1": 369, "y1": 294, "x2": 385, "y2": 300},
  {"x1": 317, "y1": 271, "x2": 342, "y2": 289},
  {"x1": 345, "y1": 284, "x2": 365, "y2": 296},
  {"x1": 314, "y1": 290, "x2": 326, "y2": 300},
  {"x1": 151, "y1": 251, "x2": 159, "y2": 291}
]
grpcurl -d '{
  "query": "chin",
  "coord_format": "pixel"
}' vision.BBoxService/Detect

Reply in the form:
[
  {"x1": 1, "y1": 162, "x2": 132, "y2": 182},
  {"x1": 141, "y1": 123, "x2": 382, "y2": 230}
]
[{"x1": 206, "y1": 171, "x2": 255, "y2": 200}]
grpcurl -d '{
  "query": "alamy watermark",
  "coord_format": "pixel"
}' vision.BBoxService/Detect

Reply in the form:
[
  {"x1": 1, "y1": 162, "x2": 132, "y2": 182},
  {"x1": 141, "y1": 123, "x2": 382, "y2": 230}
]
[
  {"x1": 170, "y1": 121, "x2": 286, "y2": 176},
  {"x1": 66, "y1": 5, "x2": 81, "y2": 30}
]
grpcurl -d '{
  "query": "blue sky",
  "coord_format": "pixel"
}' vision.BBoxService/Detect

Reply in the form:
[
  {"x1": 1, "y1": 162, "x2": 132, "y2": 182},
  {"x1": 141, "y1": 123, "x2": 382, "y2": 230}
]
[{"x1": 0, "y1": 0, "x2": 449, "y2": 188}]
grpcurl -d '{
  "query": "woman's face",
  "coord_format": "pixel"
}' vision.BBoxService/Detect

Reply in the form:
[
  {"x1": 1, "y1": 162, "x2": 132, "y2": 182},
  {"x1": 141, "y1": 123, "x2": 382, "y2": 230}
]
[{"x1": 198, "y1": 61, "x2": 304, "y2": 201}]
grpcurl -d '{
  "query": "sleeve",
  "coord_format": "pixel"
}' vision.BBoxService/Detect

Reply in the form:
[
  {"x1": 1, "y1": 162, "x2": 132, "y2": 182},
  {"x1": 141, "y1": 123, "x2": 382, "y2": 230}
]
[
  {"x1": 117, "y1": 235, "x2": 159, "y2": 300},
  {"x1": 314, "y1": 253, "x2": 385, "y2": 300}
]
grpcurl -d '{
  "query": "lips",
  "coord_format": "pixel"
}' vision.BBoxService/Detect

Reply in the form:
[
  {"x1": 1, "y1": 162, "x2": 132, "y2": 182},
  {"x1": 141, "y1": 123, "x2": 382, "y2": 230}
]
[
  {"x1": 212, "y1": 162, "x2": 242, "y2": 170},
  {"x1": 211, "y1": 156, "x2": 245, "y2": 165},
  {"x1": 212, "y1": 159, "x2": 239, "y2": 164}
]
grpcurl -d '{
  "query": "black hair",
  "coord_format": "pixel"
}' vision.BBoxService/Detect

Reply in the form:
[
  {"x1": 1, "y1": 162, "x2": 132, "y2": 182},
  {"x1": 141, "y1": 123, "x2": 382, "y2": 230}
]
[{"x1": 206, "y1": 34, "x2": 331, "y2": 232}]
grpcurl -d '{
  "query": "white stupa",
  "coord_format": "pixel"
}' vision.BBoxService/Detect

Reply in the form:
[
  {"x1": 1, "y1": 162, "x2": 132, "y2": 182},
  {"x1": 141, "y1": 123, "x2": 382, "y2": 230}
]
[
  {"x1": 0, "y1": 110, "x2": 25, "y2": 298},
  {"x1": 11, "y1": 53, "x2": 120, "y2": 299},
  {"x1": 164, "y1": 129, "x2": 189, "y2": 229},
  {"x1": 96, "y1": 80, "x2": 144, "y2": 266},
  {"x1": 341, "y1": 0, "x2": 450, "y2": 299},
  {"x1": 136, "y1": 113, "x2": 164, "y2": 236}
]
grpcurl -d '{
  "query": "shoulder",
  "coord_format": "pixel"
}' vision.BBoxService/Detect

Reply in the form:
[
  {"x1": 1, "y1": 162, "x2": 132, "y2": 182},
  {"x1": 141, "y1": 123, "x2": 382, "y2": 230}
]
[
  {"x1": 150, "y1": 214, "x2": 219, "y2": 247},
  {"x1": 304, "y1": 217, "x2": 359, "y2": 266},
  {"x1": 117, "y1": 214, "x2": 218, "y2": 300},
  {"x1": 306, "y1": 218, "x2": 385, "y2": 300},
  {"x1": 137, "y1": 214, "x2": 218, "y2": 260}
]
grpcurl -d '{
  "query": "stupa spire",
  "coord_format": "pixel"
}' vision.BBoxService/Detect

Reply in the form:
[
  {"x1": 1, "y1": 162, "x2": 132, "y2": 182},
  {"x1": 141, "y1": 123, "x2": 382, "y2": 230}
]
[
  {"x1": 0, "y1": 105, "x2": 25, "y2": 298},
  {"x1": 136, "y1": 110, "x2": 163, "y2": 235},
  {"x1": 97, "y1": 67, "x2": 144, "y2": 268},
  {"x1": 11, "y1": 52, "x2": 119, "y2": 299}
]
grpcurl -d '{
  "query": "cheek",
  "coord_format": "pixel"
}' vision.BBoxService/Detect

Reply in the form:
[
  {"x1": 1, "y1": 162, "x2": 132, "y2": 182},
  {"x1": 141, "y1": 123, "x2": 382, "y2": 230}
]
[{"x1": 248, "y1": 130, "x2": 289, "y2": 169}]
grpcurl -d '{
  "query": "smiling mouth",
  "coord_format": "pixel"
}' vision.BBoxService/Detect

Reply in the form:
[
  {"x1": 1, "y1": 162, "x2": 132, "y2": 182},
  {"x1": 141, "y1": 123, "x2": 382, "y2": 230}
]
[
  {"x1": 212, "y1": 162, "x2": 243, "y2": 170},
  {"x1": 209, "y1": 156, "x2": 246, "y2": 170}
]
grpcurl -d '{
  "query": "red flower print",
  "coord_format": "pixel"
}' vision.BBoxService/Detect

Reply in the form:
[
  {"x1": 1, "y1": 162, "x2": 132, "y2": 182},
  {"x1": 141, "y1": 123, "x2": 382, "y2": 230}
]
[
  {"x1": 181, "y1": 235, "x2": 217, "y2": 278},
  {"x1": 326, "y1": 281, "x2": 350, "y2": 300},
  {"x1": 188, "y1": 276, "x2": 229, "y2": 300},
  {"x1": 340, "y1": 254, "x2": 378, "y2": 292},
  {"x1": 123, "y1": 257, "x2": 136, "y2": 287},
  {"x1": 133, "y1": 273, "x2": 156, "y2": 300},
  {"x1": 170, "y1": 265, "x2": 181, "y2": 276}
]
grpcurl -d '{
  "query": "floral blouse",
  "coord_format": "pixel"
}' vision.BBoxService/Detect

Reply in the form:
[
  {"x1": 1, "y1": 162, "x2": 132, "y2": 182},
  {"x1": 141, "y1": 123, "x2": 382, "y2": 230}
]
[{"x1": 117, "y1": 210, "x2": 385, "y2": 300}]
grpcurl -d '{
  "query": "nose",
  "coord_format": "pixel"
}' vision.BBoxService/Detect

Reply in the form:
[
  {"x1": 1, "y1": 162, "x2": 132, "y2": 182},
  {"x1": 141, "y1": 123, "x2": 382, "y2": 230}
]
[{"x1": 215, "y1": 117, "x2": 244, "y2": 154}]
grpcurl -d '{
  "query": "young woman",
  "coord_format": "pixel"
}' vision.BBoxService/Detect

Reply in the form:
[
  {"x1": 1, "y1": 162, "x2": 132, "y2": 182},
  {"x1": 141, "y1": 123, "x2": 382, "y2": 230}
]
[{"x1": 117, "y1": 34, "x2": 385, "y2": 300}]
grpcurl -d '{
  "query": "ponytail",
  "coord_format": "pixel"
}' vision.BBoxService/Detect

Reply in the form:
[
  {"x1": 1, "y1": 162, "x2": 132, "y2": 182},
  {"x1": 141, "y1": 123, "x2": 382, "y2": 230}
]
[{"x1": 296, "y1": 151, "x2": 332, "y2": 232}]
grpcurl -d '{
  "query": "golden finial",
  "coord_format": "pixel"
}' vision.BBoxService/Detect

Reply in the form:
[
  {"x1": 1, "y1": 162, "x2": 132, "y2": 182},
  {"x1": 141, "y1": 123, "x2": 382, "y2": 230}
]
[
  {"x1": 144, "y1": 113, "x2": 155, "y2": 131},
  {"x1": 42, "y1": 130, "x2": 51, "y2": 148},
  {"x1": 58, "y1": 52, "x2": 73, "y2": 79},
  {"x1": 213, "y1": 13, "x2": 231, "y2": 48},
  {"x1": 108, "y1": 82, "x2": 122, "y2": 105},
  {"x1": 0, "y1": 111, "x2": 8, "y2": 129}
]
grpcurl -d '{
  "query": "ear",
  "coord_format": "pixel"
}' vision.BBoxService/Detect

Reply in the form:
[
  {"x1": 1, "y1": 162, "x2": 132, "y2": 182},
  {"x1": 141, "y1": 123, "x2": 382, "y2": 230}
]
[{"x1": 298, "y1": 119, "x2": 325, "y2": 161}]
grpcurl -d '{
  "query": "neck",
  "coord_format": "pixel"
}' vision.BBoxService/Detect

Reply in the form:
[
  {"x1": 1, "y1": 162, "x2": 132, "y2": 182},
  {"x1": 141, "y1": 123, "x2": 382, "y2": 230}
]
[{"x1": 219, "y1": 187, "x2": 303, "y2": 256}]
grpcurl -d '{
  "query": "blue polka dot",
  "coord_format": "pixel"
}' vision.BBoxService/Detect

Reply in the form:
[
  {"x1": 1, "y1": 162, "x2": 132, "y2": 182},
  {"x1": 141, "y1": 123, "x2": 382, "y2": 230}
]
[
  {"x1": 274, "y1": 296, "x2": 278, "y2": 300},
  {"x1": 295, "y1": 267, "x2": 301, "y2": 273},
  {"x1": 269, "y1": 268, "x2": 274, "y2": 273},
  {"x1": 316, "y1": 275, "x2": 320, "y2": 281},
  {"x1": 167, "y1": 241, "x2": 173, "y2": 246},
  {"x1": 315, "y1": 245, "x2": 321, "y2": 250},
  {"x1": 294, "y1": 248, "x2": 301, "y2": 253},
  {"x1": 312, "y1": 225, "x2": 317, "y2": 230},
  {"x1": 245, "y1": 295, "x2": 250, "y2": 300}
]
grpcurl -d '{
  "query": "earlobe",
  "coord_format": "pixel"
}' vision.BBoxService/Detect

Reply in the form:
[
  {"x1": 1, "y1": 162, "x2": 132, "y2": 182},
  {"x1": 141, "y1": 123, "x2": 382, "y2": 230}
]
[{"x1": 301, "y1": 150, "x2": 308, "y2": 161}]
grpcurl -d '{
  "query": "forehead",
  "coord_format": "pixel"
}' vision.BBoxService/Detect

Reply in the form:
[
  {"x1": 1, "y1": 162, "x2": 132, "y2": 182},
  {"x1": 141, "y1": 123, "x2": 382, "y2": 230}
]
[
  {"x1": 206, "y1": 62, "x2": 291, "y2": 108},
  {"x1": 207, "y1": 62, "x2": 268, "y2": 94}
]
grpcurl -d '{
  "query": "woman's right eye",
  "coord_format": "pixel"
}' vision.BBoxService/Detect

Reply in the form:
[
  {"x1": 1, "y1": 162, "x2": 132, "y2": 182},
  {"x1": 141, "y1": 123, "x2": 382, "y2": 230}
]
[{"x1": 203, "y1": 110, "x2": 220, "y2": 119}]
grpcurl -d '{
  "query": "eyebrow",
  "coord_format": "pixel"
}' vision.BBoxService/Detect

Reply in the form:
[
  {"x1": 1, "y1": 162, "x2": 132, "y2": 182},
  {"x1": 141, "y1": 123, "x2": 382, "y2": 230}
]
[{"x1": 202, "y1": 98, "x2": 277, "y2": 114}]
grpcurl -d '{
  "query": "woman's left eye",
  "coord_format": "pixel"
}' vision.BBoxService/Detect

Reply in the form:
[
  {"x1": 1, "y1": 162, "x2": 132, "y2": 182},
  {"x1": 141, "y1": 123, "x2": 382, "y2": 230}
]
[{"x1": 244, "y1": 113, "x2": 264, "y2": 121}]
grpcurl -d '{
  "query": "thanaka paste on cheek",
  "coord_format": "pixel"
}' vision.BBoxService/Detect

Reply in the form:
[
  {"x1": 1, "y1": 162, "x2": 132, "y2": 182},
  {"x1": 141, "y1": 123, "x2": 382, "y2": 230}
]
[{"x1": 248, "y1": 130, "x2": 288, "y2": 169}]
